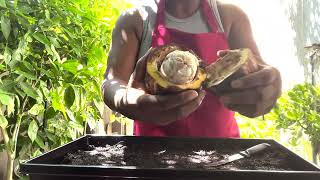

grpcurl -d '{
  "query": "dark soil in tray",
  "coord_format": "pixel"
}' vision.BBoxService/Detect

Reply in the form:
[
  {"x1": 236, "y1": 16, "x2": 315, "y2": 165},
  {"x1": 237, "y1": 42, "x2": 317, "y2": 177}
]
[{"x1": 61, "y1": 141, "x2": 293, "y2": 171}]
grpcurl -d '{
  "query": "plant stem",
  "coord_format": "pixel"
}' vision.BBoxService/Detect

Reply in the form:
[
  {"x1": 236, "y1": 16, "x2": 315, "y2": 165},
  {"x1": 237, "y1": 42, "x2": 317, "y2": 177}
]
[
  {"x1": 1, "y1": 128, "x2": 9, "y2": 150},
  {"x1": 6, "y1": 152, "x2": 14, "y2": 180},
  {"x1": 1, "y1": 127, "x2": 13, "y2": 180},
  {"x1": 12, "y1": 115, "x2": 22, "y2": 154},
  {"x1": 84, "y1": 120, "x2": 87, "y2": 135},
  {"x1": 312, "y1": 141, "x2": 320, "y2": 165},
  {"x1": 3, "y1": 114, "x2": 23, "y2": 180}
]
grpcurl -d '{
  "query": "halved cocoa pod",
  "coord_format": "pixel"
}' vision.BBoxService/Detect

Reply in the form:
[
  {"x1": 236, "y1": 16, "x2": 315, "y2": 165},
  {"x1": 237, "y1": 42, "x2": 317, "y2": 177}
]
[
  {"x1": 210, "y1": 52, "x2": 260, "y2": 96},
  {"x1": 145, "y1": 44, "x2": 206, "y2": 94},
  {"x1": 145, "y1": 44, "x2": 251, "y2": 95}
]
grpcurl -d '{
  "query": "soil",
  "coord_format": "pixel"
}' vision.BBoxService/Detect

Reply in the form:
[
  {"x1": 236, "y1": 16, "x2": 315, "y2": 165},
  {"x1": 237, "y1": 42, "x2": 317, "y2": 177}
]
[{"x1": 62, "y1": 141, "x2": 293, "y2": 171}]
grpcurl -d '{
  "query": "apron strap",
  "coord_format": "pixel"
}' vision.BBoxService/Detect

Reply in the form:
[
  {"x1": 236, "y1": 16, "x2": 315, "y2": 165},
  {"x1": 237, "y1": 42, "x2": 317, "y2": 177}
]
[
  {"x1": 155, "y1": 0, "x2": 166, "y2": 28},
  {"x1": 201, "y1": 0, "x2": 219, "y2": 32}
]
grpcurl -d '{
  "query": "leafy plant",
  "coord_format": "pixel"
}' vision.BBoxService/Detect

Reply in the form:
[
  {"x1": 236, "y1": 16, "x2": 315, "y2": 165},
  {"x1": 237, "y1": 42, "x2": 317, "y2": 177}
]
[
  {"x1": 237, "y1": 114, "x2": 280, "y2": 139},
  {"x1": 0, "y1": 0, "x2": 131, "y2": 179},
  {"x1": 267, "y1": 83, "x2": 320, "y2": 164},
  {"x1": 237, "y1": 112, "x2": 313, "y2": 162}
]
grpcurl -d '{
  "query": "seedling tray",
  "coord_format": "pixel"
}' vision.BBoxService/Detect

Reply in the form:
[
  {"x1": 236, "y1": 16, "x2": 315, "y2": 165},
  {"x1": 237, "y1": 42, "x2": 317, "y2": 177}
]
[{"x1": 20, "y1": 135, "x2": 320, "y2": 180}]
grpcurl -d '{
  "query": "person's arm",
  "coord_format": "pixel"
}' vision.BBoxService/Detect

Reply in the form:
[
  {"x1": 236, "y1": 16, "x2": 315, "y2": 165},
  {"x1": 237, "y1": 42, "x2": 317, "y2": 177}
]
[
  {"x1": 102, "y1": 8, "x2": 142, "y2": 110},
  {"x1": 215, "y1": 3, "x2": 282, "y2": 117},
  {"x1": 102, "y1": 9, "x2": 205, "y2": 125}
]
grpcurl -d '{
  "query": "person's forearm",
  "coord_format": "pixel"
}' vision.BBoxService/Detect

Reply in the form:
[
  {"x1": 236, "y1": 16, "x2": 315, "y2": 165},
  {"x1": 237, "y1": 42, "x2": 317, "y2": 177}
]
[
  {"x1": 102, "y1": 79, "x2": 127, "y2": 112},
  {"x1": 102, "y1": 79, "x2": 144, "y2": 120}
]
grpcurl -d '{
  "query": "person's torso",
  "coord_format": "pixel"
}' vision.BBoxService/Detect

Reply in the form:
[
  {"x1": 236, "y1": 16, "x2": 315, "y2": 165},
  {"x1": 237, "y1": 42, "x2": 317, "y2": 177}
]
[
  {"x1": 138, "y1": 0, "x2": 225, "y2": 58},
  {"x1": 134, "y1": 0, "x2": 239, "y2": 138}
]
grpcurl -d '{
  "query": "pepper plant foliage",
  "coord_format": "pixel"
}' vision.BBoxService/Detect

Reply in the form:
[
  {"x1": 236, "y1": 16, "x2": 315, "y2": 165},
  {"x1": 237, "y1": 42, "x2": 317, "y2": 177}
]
[
  {"x1": 238, "y1": 84, "x2": 320, "y2": 161},
  {"x1": 0, "y1": 0, "x2": 130, "y2": 166},
  {"x1": 266, "y1": 83, "x2": 320, "y2": 163},
  {"x1": 268, "y1": 84, "x2": 320, "y2": 144}
]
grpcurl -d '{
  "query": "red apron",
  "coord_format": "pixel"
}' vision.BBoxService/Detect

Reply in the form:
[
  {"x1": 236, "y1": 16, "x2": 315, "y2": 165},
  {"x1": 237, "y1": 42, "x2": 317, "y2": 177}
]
[{"x1": 134, "y1": 0, "x2": 240, "y2": 138}]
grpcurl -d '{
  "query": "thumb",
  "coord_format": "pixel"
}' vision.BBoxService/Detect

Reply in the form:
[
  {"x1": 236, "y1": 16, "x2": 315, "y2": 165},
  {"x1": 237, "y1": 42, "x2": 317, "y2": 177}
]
[
  {"x1": 217, "y1": 49, "x2": 230, "y2": 58},
  {"x1": 129, "y1": 47, "x2": 153, "y2": 87}
]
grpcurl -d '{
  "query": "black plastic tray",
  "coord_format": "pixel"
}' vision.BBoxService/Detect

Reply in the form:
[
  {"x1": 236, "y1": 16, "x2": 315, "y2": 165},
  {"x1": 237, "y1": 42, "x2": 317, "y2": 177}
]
[{"x1": 20, "y1": 135, "x2": 320, "y2": 180}]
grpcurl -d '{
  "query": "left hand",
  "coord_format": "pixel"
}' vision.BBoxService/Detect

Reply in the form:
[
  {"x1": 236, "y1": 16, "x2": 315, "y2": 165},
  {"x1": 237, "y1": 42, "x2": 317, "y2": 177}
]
[{"x1": 211, "y1": 51, "x2": 282, "y2": 118}]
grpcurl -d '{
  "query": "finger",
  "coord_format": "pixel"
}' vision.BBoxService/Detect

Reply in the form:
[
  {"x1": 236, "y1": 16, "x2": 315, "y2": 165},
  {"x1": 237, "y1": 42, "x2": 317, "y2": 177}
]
[
  {"x1": 217, "y1": 49, "x2": 230, "y2": 58},
  {"x1": 129, "y1": 47, "x2": 154, "y2": 86},
  {"x1": 241, "y1": 60, "x2": 259, "y2": 75},
  {"x1": 221, "y1": 83, "x2": 278, "y2": 105},
  {"x1": 256, "y1": 82, "x2": 281, "y2": 115},
  {"x1": 275, "y1": 75, "x2": 283, "y2": 98},
  {"x1": 137, "y1": 90, "x2": 199, "y2": 110},
  {"x1": 258, "y1": 78, "x2": 282, "y2": 101},
  {"x1": 228, "y1": 104, "x2": 272, "y2": 118},
  {"x1": 226, "y1": 92, "x2": 277, "y2": 118},
  {"x1": 256, "y1": 98, "x2": 277, "y2": 116},
  {"x1": 211, "y1": 63, "x2": 262, "y2": 96},
  {"x1": 220, "y1": 88, "x2": 262, "y2": 105},
  {"x1": 226, "y1": 104, "x2": 257, "y2": 118},
  {"x1": 210, "y1": 68, "x2": 250, "y2": 96},
  {"x1": 148, "y1": 90, "x2": 206, "y2": 126},
  {"x1": 231, "y1": 67, "x2": 279, "y2": 89},
  {"x1": 162, "y1": 90, "x2": 206, "y2": 123}
]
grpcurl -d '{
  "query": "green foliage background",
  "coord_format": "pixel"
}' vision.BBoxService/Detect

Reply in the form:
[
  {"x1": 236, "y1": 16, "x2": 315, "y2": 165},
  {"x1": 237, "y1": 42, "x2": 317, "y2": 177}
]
[
  {"x1": 237, "y1": 113, "x2": 313, "y2": 161},
  {"x1": 0, "y1": 0, "x2": 131, "y2": 166},
  {"x1": 237, "y1": 83, "x2": 320, "y2": 162}
]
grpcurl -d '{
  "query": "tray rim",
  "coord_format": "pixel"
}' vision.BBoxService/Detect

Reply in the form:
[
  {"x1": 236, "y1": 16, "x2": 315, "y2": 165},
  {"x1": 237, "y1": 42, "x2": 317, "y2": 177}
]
[{"x1": 19, "y1": 135, "x2": 320, "y2": 176}]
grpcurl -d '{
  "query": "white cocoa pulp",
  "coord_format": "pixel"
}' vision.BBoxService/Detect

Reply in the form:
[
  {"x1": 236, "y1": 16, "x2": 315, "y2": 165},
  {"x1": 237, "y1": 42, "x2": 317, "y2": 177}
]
[{"x1": 160, "y1": 50, "x2": 199, "y2": 85}]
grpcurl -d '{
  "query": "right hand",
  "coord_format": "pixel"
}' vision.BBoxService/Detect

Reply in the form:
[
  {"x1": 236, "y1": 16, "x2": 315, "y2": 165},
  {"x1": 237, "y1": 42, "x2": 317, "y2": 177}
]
[
  {"x1": 122, "y1": 48, "x2": 206, "y2": 126},
  {"x1": 208, "y1": 50, "x2": 259, "y2": 96}
]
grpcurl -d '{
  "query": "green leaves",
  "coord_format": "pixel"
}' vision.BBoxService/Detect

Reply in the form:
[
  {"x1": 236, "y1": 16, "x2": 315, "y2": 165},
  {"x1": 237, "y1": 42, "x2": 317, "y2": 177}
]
[
  {"x1": 0, "y1": 93, "x2": 12, "y2": 105},
  {"x1": 64, "y1": 85, "x2": 75, "y2": 108},
  {"x1": 268, "y1": 83, "x2": 320, "y2": 156},
  {"x1": 0, "y1": 0, "x2": 6, "y2": 8},
  {"x1": 0, "y1": 92, "x2": 15, "y2": 116},
  {"x1": 0, "y1": 0, "x2": 132, "y2": 173},
  {"x1": 62, "y1": 60, "x2": 83, "y2": 74},
  {"x1": 0, "y1": 115, "x2": 8, "y2": 128},
  {"x1": 19, "y1": 82, "x2": 41, "y2": 102},
  {"x1": 35, "y1": 136, "x2": 45, "y2": 149},
  {"x1": 51, "y1": 87, "x2": 65, "y2": 113},
  {"x1": 28, "y1": 120, "x2": 39, "y2": 142},
  {"x1": 14, "y1": 62, "x2": 37, "y2": 80},
  {"x1": 28, "y1": 104, "x2": 44, "y2": 116},
  {"x1": 49, "y1": 37, "x2": 61, "y2": 48},
  {"x1": 68, "y1": 121, "x2": 83, "y2": 140},
  {"x1": 32, "y1": 33, "x2": 51, "y2": 46},
  {"x1": 3, "y1": 46, "x2": 11, "y2": 64},
  {"x1": 1, "y1": 15, "x2": 11, "y2": 40}
]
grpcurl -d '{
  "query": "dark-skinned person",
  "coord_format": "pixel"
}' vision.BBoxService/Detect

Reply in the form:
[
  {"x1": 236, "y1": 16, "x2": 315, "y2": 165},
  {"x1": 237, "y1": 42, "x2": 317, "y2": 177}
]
[{"x1": 102, "y1": 0, "x2": 282, "y2": 137}]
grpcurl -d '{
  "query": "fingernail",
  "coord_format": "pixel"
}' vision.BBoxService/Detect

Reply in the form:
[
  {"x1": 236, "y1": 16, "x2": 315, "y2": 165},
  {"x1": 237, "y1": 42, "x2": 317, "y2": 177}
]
[
  {"x1": 186, "y1": 90, "x2": 198, "y2": 99},
  {"x1": 231, "y1": 80, "x2": 243, "y2": 88}
]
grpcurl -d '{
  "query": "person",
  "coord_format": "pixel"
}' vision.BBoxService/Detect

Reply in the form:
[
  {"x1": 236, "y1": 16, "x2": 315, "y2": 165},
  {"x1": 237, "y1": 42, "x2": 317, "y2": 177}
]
[{"x1": 102, "y1": 0, "x2": 282, "y2": 137}]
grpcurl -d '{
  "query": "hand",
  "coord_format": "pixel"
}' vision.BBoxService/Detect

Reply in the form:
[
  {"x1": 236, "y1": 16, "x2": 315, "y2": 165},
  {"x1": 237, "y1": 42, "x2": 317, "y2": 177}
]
[
  {"x1": 211, "y1": 50, "x2": 282, "y2": 118},
  {"x1": 122, "y1": 48, "x2": 206, "y2": 126}
]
